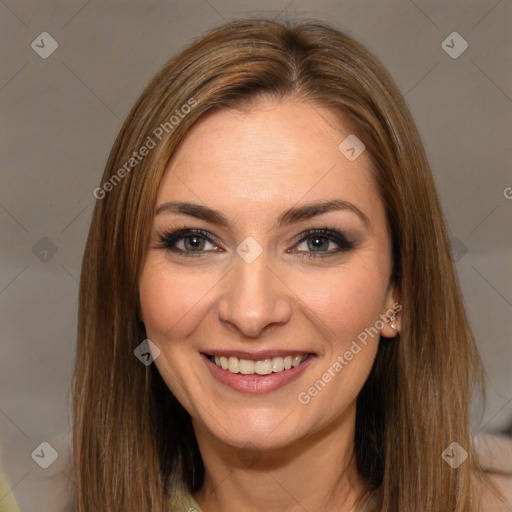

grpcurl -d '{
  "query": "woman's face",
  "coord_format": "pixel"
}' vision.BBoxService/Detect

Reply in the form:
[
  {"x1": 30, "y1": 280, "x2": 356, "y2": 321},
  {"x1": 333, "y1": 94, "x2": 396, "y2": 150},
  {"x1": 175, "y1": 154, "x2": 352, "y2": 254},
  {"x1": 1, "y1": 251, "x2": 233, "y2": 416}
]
[{"x1": 139, "y1": 99, "x2": 399, "y2": 450}]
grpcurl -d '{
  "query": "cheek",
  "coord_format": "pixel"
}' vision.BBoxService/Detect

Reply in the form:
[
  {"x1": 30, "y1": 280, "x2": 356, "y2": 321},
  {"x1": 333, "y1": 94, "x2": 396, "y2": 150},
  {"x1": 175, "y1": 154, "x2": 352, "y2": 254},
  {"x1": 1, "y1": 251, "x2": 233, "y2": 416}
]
[
  {"x1": 293, "y1": 262, "x2": 388, "y2": 342},
  {"x1": 291, "y1": 264, "x2": 386, "y2": 422},
  {"x1": 139, "y1": 261, "x2": 210, "y2": 407},
  {"x1": 139, "y1": 260, "x2": 216, "y2": 339}
]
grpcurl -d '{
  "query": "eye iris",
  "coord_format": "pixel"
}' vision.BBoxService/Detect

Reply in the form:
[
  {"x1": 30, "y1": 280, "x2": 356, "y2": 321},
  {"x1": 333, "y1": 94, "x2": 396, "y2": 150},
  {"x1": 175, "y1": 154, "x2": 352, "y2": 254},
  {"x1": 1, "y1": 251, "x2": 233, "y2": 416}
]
[
  {"x1": 308, "y1": 236, "x2": 329, "y2": 251},
  {"x1": 184, "y1": 235, "x2": 205, "y2": 250}
]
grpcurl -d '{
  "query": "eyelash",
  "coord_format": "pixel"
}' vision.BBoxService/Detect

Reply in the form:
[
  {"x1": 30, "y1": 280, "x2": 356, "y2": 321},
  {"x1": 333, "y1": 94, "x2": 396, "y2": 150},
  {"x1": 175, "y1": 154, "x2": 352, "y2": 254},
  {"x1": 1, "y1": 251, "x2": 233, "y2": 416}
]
[{"x1": 156, "y1": 224, "x2": 355, "y2": 260}]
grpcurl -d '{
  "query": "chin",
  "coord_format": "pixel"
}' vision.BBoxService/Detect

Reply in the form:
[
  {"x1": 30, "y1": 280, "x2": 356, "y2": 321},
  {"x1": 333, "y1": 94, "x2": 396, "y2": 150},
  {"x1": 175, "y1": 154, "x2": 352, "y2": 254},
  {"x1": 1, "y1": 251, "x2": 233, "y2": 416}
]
[{"x1": 200, "y1": 406, "x2": 316, "y2": 452}]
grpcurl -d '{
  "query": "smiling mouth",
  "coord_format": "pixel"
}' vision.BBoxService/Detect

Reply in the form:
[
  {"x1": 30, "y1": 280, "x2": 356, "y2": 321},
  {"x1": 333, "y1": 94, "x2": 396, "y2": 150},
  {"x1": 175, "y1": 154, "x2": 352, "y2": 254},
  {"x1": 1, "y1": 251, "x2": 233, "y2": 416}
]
[{"x1": 203, "y1": 353, "x2": 314, "y2": 375}]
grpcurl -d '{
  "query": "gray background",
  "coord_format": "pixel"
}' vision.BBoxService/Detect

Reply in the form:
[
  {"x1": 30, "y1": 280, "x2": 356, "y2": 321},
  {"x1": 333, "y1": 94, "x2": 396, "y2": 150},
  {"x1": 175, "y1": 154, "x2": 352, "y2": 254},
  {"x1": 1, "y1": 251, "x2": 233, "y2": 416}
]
[{"x1": 0, "y1": 0, "x2": 511, "y2": 510}]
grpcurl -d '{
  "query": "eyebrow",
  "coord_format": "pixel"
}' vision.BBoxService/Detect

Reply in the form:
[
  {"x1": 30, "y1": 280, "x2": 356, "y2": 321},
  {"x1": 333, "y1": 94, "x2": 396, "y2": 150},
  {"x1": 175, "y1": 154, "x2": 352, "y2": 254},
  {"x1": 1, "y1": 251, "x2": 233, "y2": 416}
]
[{"x1": 154, "y1": 199, "x2": 370, "y2": 229}]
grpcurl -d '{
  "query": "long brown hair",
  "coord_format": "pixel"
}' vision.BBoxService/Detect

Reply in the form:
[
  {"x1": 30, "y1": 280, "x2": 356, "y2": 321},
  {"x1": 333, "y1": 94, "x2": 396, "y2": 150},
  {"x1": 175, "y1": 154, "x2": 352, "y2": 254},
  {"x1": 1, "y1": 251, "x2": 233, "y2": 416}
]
[{"x1": 73, "y1": 17, "x2": 490, "y2": 511}]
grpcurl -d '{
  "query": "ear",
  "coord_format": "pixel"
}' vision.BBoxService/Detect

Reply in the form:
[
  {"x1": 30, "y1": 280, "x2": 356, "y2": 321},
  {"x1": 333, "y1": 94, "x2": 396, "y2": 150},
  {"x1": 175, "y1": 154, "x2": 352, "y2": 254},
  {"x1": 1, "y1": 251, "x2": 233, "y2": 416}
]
[{"x1": 380, "y1": 283, "x2": 402, "y2": 338}]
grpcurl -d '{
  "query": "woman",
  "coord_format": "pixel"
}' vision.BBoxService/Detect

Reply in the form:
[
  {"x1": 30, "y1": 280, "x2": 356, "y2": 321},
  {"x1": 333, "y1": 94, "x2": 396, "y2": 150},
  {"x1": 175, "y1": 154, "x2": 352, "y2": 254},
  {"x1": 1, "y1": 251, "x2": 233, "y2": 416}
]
[{"x1": 72, "y1": 18, "x2": 507, "y2": 511}]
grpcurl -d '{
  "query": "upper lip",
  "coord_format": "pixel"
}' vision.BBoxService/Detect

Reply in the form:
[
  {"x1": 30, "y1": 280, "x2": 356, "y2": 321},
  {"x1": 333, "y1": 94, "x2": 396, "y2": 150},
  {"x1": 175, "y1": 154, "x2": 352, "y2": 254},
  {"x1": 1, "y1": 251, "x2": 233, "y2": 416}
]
[{"x1": 201, "y1": 350, "x2": 315, "y2": 361}]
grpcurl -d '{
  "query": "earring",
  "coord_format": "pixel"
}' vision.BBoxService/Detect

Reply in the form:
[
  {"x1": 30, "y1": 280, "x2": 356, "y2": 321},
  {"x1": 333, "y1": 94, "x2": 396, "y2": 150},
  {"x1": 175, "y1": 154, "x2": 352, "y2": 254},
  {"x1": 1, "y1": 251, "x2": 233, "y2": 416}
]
[{"x1": 389, "y1": 313, "x2": 397, "y2": 330}]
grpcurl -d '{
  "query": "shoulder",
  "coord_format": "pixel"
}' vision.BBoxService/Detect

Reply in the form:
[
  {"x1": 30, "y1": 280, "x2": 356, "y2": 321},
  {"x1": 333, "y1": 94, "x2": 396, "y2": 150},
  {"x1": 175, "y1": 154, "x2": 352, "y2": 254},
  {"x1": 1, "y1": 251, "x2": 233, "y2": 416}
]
[
  {"x1": 474, "y1": 433, "x2": 512, "y2": 512},
  {"x1": 475, "y1": 473, "x2": 512, "y2": 512}
]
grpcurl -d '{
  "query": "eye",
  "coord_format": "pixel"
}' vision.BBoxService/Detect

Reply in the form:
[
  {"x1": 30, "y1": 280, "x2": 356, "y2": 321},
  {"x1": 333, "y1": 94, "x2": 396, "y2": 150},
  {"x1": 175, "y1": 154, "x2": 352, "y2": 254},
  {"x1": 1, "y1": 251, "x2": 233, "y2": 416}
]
[
  {"x1": 156, "y1": 226, "x2": 221, "y2": 257},
  {"x1": 155, "y1": 225, "x2": 355, "y2": 260},
  {"x1": 292, "y1": 228, "x2": 354, "y2": 260}
]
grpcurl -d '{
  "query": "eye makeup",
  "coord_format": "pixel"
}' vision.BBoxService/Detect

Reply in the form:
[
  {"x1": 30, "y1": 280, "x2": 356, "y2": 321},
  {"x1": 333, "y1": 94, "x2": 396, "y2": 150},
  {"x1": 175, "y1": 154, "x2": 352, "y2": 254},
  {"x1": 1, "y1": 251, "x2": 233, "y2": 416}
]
[{"x1": 155, "y1": 224, "x2": 357, "y2": 260}]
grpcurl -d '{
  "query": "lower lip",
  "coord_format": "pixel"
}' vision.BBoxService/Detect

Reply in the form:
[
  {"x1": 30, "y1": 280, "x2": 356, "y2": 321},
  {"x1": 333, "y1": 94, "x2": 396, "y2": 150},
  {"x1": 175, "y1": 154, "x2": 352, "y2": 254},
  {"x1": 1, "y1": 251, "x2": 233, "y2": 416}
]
[{"x1": 201, "y1": 353, "x2": 316, "y2": 394}]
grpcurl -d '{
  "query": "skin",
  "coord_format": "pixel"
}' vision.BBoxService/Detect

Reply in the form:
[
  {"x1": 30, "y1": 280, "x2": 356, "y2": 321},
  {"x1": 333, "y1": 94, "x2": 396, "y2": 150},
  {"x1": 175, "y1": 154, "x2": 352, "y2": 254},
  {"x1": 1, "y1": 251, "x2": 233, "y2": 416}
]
[{"x1": 139, "y1": 98, "x2": 401, "y2": 512}]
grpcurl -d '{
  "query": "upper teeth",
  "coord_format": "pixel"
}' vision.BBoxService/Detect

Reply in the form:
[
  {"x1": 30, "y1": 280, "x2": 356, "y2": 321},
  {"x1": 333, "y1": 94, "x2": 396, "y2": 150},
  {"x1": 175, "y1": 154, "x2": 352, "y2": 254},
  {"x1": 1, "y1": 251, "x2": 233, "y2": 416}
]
[{"x1": 212, "y1": 355, "x2": 308, "y2": 375}]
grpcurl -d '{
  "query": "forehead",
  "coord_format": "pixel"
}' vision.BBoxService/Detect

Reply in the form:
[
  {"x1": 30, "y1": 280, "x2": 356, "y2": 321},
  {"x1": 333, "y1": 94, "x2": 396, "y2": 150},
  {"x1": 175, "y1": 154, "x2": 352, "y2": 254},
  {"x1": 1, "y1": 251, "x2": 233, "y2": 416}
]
[{"x1": 157, "y1": 99, "x2": 383, "y2": 226}]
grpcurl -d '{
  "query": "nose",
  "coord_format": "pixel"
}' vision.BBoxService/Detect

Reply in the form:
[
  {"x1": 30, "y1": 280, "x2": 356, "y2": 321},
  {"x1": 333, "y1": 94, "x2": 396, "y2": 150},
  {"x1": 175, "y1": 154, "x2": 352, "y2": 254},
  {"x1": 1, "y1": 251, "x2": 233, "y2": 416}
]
[{"x1": 217, "y1": 252, "x2": 292, "y2": 338}]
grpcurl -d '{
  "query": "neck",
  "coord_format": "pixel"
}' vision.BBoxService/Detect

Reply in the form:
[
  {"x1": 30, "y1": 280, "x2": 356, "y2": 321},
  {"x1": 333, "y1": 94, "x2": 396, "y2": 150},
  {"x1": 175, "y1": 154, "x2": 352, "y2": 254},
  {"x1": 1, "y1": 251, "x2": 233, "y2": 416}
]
[{"x1": 192, "y1": 401, "x2": 370, "y2": 512}]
